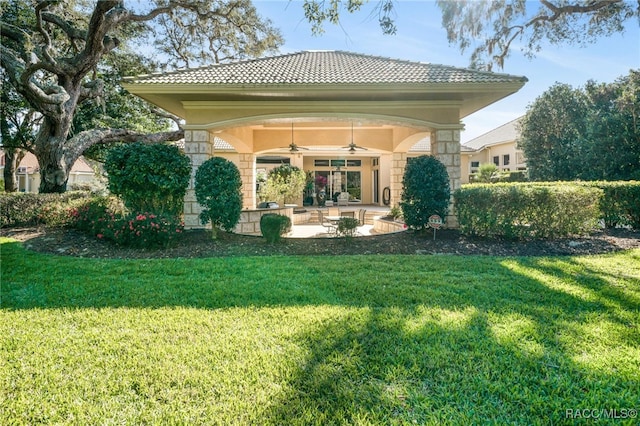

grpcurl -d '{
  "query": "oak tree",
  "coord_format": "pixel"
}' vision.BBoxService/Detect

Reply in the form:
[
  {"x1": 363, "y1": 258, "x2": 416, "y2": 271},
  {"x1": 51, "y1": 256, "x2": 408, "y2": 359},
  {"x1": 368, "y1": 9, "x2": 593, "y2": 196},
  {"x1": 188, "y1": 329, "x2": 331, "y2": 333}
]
[{"x1": 0, "y1": 0, "x2": 282, "y2": 193}]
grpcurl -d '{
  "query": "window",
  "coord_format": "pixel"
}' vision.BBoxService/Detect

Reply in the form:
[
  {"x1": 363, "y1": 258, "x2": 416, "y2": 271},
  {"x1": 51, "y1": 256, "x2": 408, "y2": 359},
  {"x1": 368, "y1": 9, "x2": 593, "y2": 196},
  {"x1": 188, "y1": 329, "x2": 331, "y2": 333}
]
[
  {"x1": 330, "y1": 159, "x2": 345, "y2": 167},
  {"x1": 346, "y1": 159, "x2": 361, "y2": 167},
  {"x1": 493, "y1": 156, "x2": 500, "y2": 166},
  {"x1": 503, "y1": 154, "x2": 510, "y2": 166},
  {"x1": 314, "y1": 159, "x2": 330, "y2": 167},
  {"x1": 471, "y1": 161, "x2": 480, "y2": 168}
]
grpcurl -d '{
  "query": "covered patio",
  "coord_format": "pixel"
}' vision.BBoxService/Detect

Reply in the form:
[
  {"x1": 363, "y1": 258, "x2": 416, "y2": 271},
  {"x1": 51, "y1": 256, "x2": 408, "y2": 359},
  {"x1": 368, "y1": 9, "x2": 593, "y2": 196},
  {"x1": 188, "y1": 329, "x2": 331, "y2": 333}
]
[{"x1": 123, "y1": 51, "x2": 526, "y2": 230}]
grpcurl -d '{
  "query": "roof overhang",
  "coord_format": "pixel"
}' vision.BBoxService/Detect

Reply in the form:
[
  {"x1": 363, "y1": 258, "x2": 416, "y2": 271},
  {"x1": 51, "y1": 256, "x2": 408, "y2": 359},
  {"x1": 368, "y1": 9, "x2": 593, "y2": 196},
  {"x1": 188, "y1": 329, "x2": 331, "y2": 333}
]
[{"x1": 123, "y1": 81, "x2": 526, "y2": 121}]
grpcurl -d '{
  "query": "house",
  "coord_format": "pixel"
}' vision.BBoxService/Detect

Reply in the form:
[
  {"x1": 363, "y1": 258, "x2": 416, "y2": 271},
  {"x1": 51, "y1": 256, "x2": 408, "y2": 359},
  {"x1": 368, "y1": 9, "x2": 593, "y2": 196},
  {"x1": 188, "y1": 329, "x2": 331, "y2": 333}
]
[
  {"x1": 460, "y1": 117, "x2": 527, "y2": 183},
  {"x1": 123, "y1": 51, "x2": 527, "y2": 228},
  {"x1": 0, "y1": 150, "x2": 97, "y2": 193}
]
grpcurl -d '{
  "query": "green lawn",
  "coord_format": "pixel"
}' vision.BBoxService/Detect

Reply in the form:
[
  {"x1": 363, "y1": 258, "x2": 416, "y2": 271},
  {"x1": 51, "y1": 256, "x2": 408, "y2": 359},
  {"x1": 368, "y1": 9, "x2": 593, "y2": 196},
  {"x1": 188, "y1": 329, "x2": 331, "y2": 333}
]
[{"x1": 1, "y1": 238, "x2": 639, "y2": 425}]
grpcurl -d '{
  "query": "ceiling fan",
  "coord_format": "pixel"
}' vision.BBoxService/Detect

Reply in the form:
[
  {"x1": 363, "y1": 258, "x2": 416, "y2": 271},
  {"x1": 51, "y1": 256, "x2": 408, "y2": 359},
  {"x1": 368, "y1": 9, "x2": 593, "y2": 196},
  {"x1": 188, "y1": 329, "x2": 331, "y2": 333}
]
[
  {"x1": 282, "y1": 123, "x2": 308, "y2": 153},
  {"x1": 342, "y1": 123, "x2": 368, "y2": 154}
]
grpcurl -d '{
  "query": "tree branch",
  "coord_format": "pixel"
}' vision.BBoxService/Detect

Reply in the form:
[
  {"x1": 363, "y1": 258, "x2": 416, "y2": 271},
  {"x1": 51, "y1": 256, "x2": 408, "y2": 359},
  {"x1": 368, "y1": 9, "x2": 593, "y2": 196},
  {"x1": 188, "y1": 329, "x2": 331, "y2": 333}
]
[
  {"x1": 539, "y1": 0, "x2": 622, "y2": 21},
  {"x1": 150, "y1": 107, "x2": 183, "y2": 127},
  {"x1": 35, "y1": 0, "x2": 59, "y2": 66},
  {"x1": 65, "y1": 127, "x2": 185, "y2": 165},
  {"x1": 78, "y1": 79, "x2": 104, "y2": 103},
  {"x1": 41, "y1": 11, "x2": 87, "y2": 42}
]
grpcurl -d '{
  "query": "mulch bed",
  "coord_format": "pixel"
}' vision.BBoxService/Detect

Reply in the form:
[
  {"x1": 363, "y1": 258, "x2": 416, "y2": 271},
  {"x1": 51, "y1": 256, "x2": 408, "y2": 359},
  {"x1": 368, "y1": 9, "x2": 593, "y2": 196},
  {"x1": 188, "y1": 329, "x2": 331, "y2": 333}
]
[{"x1": 2, "y1": 226, "x2": 640, "y2": 259}]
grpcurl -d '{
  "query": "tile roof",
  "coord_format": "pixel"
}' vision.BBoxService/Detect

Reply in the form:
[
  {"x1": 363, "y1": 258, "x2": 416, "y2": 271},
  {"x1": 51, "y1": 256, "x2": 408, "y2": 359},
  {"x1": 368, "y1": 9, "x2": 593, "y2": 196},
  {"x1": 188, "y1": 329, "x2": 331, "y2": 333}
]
[
  {"x1": 125, "y1": 51, "x2": 527, "y2": 86},
  {"x1": 462, "y1": 117, "x2": 523, "y2": 150}
]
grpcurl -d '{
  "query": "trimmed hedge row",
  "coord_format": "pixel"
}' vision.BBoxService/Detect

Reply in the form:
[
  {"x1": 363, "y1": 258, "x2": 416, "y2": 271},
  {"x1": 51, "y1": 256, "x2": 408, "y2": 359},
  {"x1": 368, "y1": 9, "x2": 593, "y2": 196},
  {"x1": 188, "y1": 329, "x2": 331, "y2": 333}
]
[
  {"x1": 579, "y1": 181, "x2": 640, "y2": 229},
  {"x1": 454, "y1": 183, "x2": 603, "y2": 239},
  {"x1": 0, "y1": 191, "x2": 91, "y2": 228}
]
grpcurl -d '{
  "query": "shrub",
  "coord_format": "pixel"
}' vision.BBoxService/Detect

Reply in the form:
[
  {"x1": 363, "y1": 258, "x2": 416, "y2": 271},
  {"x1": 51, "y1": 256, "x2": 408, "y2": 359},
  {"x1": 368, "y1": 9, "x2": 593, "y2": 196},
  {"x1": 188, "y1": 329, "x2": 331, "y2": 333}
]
[
  {"x1": 69, "y1": 196, "x2": 127, "y2": 235},
  {"x1": 475, "y1": 163, "x2": 499, "y2": 183},
  {"x1": 0, "y1": 191, "x2": 90, "y2": 228},
  {"x1": 455, "y1": 183, "x2": 602, "y2": 239},
  {"x1": 194, "y1": 157, "x2": 243, "y2": 238},
  {"x1": 106, "y1": 212, "x2": 184, "y2": 248},
  {"x1": 336, "y1": 217, "x2": 359, "y2": 239},
  {"x1": 259, "y1": 164, "x2": 306, "y2": 205},
  {"x1": 69, "y1": 199, "x2": 182, "y2": 248},
  {"x1": 579, "y1": 181, "x2": 640, "y2": 229},
  {"x1": 104, "y1": 142, "x2": 191, "y2": 216},
  {"x1": 400, "y1": 156, "x2": 450, "y2": 230},
  {"x1": 260, "y1": 213, "x2": 291, "y2": 243}
]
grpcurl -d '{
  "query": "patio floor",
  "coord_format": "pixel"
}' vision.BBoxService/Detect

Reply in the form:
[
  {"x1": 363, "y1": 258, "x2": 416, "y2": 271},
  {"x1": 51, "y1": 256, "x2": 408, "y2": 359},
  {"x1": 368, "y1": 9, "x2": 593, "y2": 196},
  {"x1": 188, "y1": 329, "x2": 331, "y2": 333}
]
[
  {"x1": 287, "y1": 224, "x2": 375, "y2": 238},
  {"x1": 287, "y1": 205, "x2": 390, "y2": 239}
]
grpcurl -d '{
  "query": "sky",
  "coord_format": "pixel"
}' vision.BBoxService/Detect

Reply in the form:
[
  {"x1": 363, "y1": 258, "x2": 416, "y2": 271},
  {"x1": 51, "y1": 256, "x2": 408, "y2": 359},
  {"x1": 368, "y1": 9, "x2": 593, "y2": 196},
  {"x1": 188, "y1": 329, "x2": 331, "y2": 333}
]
[{"x1": 252, "y1": 0, "x2": 640, "y2": 143}]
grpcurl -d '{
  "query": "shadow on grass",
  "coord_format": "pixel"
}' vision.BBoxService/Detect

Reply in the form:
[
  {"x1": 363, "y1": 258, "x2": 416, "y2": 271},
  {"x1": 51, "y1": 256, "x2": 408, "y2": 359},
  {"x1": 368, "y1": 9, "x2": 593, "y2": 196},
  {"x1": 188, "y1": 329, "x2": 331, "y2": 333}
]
[
  {"x1": 259, "y1": 304, "x2": 639, "y2": 424},
  {"x1": 2, "y1": 240, "x2": 639, "y2": 423}
]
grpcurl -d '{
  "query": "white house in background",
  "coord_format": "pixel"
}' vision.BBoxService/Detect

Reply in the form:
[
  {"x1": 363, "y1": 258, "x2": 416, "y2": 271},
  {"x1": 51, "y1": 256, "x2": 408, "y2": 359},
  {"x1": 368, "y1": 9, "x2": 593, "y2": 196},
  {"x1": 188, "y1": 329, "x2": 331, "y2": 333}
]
[
  {"x1": 460, "y1": 117, "x2": 527, "y2": 183},
  {"x1": 0, "y1": 151, "x2": 97, "y2": 193}
]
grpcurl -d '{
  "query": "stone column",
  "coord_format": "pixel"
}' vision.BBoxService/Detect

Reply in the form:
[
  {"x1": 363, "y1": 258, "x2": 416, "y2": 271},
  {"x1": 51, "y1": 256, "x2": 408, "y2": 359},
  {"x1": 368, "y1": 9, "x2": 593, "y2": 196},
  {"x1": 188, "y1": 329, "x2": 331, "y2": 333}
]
[
  {"x1": 183, "y1": 130, "x2": 213, "y2": 229},
  {"x1": 237, "y1": 153, "x2": 256, "y2": 210},
  {"x1": 390, "y1": 152, "x2": 407, "y2": 207},
  {"x1": 431, "y1": 129, "x2": 461, "y2": 228}
]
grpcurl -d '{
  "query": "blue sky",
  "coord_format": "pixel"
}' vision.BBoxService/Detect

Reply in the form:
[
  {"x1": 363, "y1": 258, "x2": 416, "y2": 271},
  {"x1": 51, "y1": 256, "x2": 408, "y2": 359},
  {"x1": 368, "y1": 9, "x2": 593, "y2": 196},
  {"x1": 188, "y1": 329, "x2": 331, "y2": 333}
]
[{"x1": 253, "y1": 0, "x2": 639, "y2": 143}]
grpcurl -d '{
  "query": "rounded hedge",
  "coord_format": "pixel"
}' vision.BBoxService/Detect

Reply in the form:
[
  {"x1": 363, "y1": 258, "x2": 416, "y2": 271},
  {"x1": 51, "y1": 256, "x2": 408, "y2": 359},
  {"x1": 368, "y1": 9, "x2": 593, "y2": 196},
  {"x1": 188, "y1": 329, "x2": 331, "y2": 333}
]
[
  {"x1": 104, "y1": 143, "x2": 191, "y2": 216},
  {"x1": 194, "y1": 157, "x2": 243, "y2": 235},
  {"x1": 259, "y1": 213, "x2": 291, "y2": 243},
  {"x1": 400, "y1": 155, "x2": 450, "y2": 230}
]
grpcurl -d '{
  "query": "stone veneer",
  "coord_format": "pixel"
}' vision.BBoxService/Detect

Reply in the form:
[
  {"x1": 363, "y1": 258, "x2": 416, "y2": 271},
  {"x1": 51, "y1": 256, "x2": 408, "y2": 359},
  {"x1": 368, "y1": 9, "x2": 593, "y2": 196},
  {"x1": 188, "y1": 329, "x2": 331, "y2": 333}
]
[
  {"x1": 387, "y1": 129, "x2": 461, "y2": 229},
  {"x1": 373, "y1": 218, "x2": 407, "y2": 234},
  {"x1": 183, "y1": 130, "x2": 258, "y2": 229},
  {"x1": 183, "y1": 130, "x2": 213, "y2": 229},
  {"x1": 431, "y1": 129, "x2": 461, "y2": 228}
]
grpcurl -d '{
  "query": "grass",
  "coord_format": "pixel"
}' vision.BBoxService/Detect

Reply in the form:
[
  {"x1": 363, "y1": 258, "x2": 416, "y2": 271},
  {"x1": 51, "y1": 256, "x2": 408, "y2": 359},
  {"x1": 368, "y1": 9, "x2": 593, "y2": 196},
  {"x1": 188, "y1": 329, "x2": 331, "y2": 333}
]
[{"x1": 1, "y1": 237, "x2": 639, "y2": 425}]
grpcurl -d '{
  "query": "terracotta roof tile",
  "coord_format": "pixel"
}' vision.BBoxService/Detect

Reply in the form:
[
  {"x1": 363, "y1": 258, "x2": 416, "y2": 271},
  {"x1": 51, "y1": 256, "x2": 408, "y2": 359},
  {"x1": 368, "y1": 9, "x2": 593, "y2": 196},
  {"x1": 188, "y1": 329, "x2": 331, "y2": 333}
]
[{"x1": 126, "y1": 51, "x2": 527, "y2": 86}]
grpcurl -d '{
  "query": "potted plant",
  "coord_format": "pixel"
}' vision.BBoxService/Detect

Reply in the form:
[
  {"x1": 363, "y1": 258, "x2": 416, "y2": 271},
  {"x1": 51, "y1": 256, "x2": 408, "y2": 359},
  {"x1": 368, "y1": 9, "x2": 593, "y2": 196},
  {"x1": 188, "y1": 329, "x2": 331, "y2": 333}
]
[
  {"x1": 303, "y1": 171, "x2": 315, "y2": 206},
  {"x1": 315, "y1": 175, "x2": 328, "y2": 207}
]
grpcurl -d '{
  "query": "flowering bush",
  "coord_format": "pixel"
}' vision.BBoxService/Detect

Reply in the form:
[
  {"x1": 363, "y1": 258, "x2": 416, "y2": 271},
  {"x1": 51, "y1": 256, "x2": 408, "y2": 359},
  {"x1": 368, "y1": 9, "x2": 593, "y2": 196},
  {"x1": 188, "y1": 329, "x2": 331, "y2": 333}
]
[
  {"x1": 69, "y1": 198, "x2": 183, "y2": 248},
  {"x1": 69, "y1": 196, "x2": 126, "y2": 235},
  {"x1": 315, "y1": 174, "x2": 327, "y2": 188},
  {"x1": 108, "y1": 212, "x2": 184, "y2": 248}
]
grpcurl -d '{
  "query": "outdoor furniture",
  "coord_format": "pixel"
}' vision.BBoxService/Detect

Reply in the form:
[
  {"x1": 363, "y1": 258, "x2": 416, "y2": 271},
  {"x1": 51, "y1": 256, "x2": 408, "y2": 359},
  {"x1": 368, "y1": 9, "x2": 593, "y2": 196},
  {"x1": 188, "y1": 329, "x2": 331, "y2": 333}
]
[
  {"x1": 356, "y1": 208, "x2": 367, "y2": 235},
  {"x1": 318, "y1": 210, "x2": 337, "y2": 235},
  {"x1": 337, "y1": 192, "x2": 350, "y2": 206},
  {"x1": 357, "y1": 208, "x2": 366, "y2": 225},
  {"x1": 327, "y1": 207, "x2": 340, "y2": 216},
  {"x1": 339, "y1": 210, "x2": 355, "y2": 218}
]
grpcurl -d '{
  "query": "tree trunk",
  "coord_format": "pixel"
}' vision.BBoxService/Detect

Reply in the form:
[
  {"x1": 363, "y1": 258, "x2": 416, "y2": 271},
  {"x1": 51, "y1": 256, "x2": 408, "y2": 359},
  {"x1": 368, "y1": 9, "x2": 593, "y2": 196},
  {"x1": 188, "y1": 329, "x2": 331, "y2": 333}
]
[
  {"x1": 3, "y1": 148, "x2": 22, "y2": 192},
  {"x1": 35, "y1": 119, "x2": 72, "y2": 193}
]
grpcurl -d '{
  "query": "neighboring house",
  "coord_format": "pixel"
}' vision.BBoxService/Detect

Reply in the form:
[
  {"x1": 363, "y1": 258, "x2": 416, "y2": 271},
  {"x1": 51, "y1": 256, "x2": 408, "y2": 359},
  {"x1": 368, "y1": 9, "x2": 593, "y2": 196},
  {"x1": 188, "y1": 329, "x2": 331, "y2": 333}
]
[
  {"x1": 123, "y1": 50, "x2": 527, "y2": 228},
  {"x1": 460, "y1": 117, "x2": 527, "y2": 183},
  {"x1": 0, "y1": 150, "x2": 97, "y2": 193}
]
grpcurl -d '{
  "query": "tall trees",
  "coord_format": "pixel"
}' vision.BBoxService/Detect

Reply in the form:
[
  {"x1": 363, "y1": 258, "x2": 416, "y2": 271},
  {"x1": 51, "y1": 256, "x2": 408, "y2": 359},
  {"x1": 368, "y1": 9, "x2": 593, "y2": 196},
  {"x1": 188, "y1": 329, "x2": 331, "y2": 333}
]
[
  {"x1": 301, "y1": 1, "x2": 639, "y2": 71},
  {"x1": 519, "y1": 70, "x2": 640, "y2": 181},
  {"x1": 436, "y1": 0, "x2": 638, "y2": 70},
  {"x1": 518, "y1": 83, "x2": 588, "y2": 181},
  {"x1": 0, "y1": 0, "x2": 282, "y2": 193}
]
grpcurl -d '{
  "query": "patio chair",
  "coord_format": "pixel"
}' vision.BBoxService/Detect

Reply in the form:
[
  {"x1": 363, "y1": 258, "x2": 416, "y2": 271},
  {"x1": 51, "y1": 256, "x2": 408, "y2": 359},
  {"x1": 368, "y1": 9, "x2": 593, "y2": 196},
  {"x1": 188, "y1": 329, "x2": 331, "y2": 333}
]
[
  {"x1": 356, "y1": 209, "x2": 367, "y2": 235},
  {"x1": 337, "y1": 192, "x2": 350, "y2": 206},
  {"x1": 318, "y1": 210, "x2": 337, "y2": 235}
]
